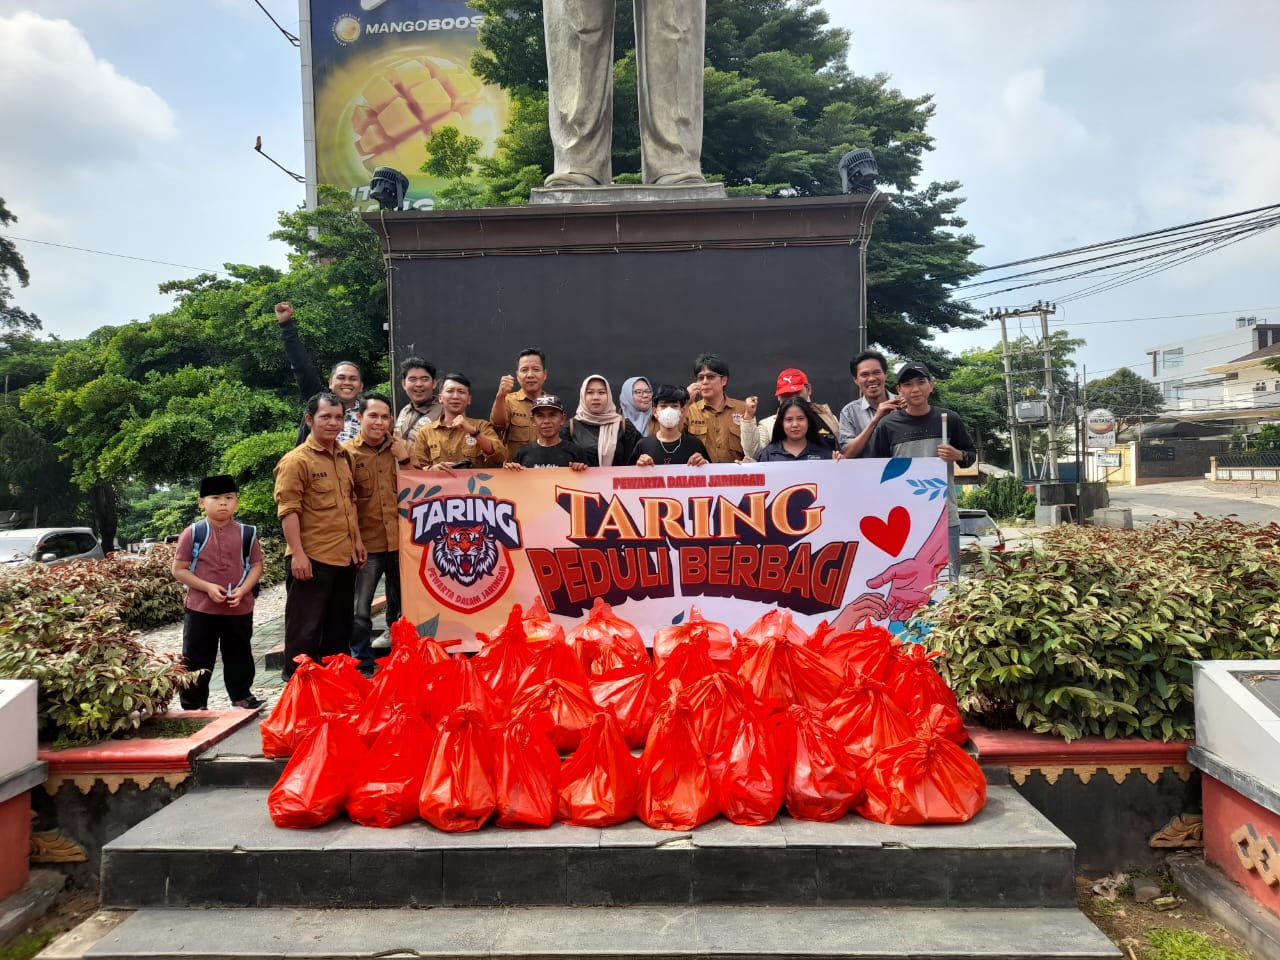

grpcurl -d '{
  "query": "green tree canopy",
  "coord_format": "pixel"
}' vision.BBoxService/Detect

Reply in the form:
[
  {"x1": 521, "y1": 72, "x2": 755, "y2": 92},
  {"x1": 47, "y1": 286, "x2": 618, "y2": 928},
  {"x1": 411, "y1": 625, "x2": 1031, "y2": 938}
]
[
  {"x1": 463, "y1": 0, "x2": 983, "y2": 359},
  {"x1": 1084, "y1": 367, "x2": 1164, "y2": 434},
  {"x1": 0, "y1": 196, "x2": 40, "y2": 337},
  {"x1": 22, "y1": 187, "x2": 388, "y2": 548}
]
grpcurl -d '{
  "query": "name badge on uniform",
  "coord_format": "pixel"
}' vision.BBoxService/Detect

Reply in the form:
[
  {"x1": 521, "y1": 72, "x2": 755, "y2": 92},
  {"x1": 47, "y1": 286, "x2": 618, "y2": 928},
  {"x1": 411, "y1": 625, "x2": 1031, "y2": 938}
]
[{"x1": 465, "y1": 435, "x2": 477, "y2": 446}]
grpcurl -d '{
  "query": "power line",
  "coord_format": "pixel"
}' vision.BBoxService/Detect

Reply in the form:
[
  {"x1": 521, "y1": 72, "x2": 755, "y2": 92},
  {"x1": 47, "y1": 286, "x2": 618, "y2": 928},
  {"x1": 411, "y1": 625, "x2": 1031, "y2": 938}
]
[
  {"x1": 250, "y1": 0, "x2": 300, "y2": 46},
  {"x1": 9, "y1": 236, "x2": 224, "y2": 275}
]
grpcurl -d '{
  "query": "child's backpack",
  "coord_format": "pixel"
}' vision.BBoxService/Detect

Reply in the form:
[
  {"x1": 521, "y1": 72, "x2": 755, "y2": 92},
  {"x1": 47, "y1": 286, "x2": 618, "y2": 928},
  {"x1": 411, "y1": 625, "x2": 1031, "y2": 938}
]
[{"x1": 189, "y1": 520, "x2": 260, "y2": 597}]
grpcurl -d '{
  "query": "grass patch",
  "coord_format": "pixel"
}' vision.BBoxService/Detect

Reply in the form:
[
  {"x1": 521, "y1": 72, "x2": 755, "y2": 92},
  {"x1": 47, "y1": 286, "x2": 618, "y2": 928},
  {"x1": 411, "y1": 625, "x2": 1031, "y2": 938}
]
[
  {"x1": 0, "y1": 928, "x2": 56, "y2": 960},
  {"x1": 1147, "y1": 929, "x2": 1246, "y2": 960},
  {"x1": 117, "y1": 717, "x2": 210, "y2": 740}
]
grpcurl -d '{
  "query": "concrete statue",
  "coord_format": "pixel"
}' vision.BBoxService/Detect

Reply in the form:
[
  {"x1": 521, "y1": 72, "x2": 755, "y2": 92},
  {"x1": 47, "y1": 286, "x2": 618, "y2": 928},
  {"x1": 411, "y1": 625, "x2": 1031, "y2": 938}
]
[{"x1": 542, "y1": 0, "x2": 708, "y2": 188}]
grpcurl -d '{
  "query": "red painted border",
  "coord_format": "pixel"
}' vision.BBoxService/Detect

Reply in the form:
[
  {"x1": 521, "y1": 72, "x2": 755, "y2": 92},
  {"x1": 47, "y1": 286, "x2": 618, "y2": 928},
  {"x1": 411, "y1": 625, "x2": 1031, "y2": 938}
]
[
  {"x1": 969, "y1": 726, "x2": 1191, "y2": 766},
  {"x1": 39, "y1": 710, "x2": 259, "y2": 777}
]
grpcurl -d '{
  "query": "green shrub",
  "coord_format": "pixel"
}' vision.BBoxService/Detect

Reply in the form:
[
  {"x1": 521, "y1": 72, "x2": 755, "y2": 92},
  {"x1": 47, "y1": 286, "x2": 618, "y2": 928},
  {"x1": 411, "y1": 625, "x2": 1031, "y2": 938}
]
[
  {"x1": 922, "y1": 518, "x2": 1280, "y2": 741},
  {"x1": 957, "y1": 475, "x2": 1034, "y2": 520}
]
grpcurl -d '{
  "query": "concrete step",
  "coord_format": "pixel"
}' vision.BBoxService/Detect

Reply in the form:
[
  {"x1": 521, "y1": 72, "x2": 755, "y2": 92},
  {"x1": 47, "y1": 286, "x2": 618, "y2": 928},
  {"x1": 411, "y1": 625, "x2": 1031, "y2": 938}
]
[
  {"x1": 100, "y1": 786, "x2": 1075, "y2": 910},
  {"x1": 84, "y1": 904, "x2": 1120, "y2": 959}
]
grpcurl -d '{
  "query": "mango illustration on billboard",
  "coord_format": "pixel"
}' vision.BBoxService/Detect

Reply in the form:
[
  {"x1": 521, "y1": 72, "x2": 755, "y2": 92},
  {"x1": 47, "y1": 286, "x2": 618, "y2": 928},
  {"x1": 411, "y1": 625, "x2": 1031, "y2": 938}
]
[
  {"x1": 306, "y1": 0, "x2": 511, "y2": 209},
  {"x1": 396, "y1": 460, "x2": 955, "y2": 651}
]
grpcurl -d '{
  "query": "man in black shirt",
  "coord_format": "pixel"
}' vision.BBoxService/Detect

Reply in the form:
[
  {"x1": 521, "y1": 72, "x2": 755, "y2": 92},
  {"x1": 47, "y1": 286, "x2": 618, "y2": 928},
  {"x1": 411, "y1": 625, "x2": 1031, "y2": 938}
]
[
  {"x1": 505, "y1": 395, "x2": 590, "y2": 471},
  {"x1": 634, "y1": 385, "x2": 709, "y2": 467}
]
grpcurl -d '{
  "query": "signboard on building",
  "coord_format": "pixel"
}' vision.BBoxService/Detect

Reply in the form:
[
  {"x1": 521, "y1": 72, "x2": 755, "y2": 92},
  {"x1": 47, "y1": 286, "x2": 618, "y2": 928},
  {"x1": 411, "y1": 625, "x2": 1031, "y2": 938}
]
[
  {"x1": 397, "y1": 459, "x2": 950, "y2": 650},
  {"x1": 1095, "y1": 452, "x2": 1121, "y2": 468},
  {"x1": 300, "y1": 0, "x2": 511, "y2": 210},
  {"x1": 1086, "y1": 408, "x2": 1117, "y2": 448}
]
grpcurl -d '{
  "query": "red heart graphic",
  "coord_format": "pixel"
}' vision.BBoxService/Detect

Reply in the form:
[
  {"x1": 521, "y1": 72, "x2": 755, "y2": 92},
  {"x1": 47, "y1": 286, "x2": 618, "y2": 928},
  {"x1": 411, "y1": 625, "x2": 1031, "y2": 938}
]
[{"x1": 859, "y1": 506, "x2": 911, "y2": 557}]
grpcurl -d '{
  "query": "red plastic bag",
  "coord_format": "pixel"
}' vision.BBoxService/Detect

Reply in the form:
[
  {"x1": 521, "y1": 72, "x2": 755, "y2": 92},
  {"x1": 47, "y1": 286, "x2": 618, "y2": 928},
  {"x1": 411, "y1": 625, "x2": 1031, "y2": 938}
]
[
  {"x1": 509, "y1": 677, "x2": 599, "y2": 752},
  {"x1": 589, "y1": 665, "x2": 658, "y2": 749},
  {"x1": 418, "y1": 705, "x2": 496, "y2": 832},
  {"x1": 684, "y1": 672, "x2": 746, "y2": 754},
  {"x1": 522, "y1": 596, "x2": 566, "y2": 647},
  {"x1": 653, "y1": 639, "x2": 716, "y2": 693},
  {"x1": 473, "y1": 605, "x2": 535, "y2": 705},
  {"x1": 886, "y1": 644, "x2": 968, "y2": 745},
  {"x1": 822, "y1": 671, "x2": 916, "y2": 764},
  {"x1": 736, "y1": 636, "x2": 841, "y2": 712},
  {"x1": 388, "y1": 617, "x2": 455, "y2": 666},
  {"x1": 557, "y1": 712, "x2": 638, "y2": 827},
  {"x1": 517, "y1": 637, "x2": 591, "y2": 691},
  {"x1": 735, "y1": 608, "x2": 811, "y2": 648},
  {"x1": 653, "y1": 606, "x2": 734, "y2": 667},
  {"x1": 268, "y1": 717, "x2": 368, "y2": 828},
  {"x1": 707, "y1": 693, "x2": 786, "y2": 826},
  {"x1": 323, "y1": 653, "x2": 373, "y2": 697},
  {"x1": 858, "y1": 705, "x2": 986, "y2": 825},
  {"x1": 261, "y1": 656, "x2": 365, "y2": 759},
  {"x1": 809, "y1": 617, "x2": 899, "y2": 681},
  {"x1": 636, "y1": 687, "x2": 717, "y2": 831},
  {"x1": 781, "y1": 705, "x2": 863, "y2": 822},
  {"x1": 565, "y1": 598, "x2": 649, "y2": 678},
  {"x1": 346, "y1": 707, "x2": 433, "y2": 828},
  {"x1": 353, "y1": 642, "x2": 434, "y2": 743},
  {"x1": 495, "y1": 715, "x2": 561, "y2": 829},
  {"x1": 425, "y1": 654, "x2": 503, "y2": 726}
]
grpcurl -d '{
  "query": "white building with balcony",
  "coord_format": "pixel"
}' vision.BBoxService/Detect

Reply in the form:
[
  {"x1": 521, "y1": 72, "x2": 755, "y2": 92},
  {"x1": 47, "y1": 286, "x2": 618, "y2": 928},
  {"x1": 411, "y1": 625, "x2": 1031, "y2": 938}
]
[{"x1": 1146, "y1": 316, "x2": 1280, "y2": 412}]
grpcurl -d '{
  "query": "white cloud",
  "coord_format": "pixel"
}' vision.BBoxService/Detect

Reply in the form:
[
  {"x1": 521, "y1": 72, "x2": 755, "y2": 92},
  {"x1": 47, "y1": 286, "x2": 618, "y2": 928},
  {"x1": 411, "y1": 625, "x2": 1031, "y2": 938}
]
[{"x1": 0, "y1": 12, "x2": 176, "y2": 180}]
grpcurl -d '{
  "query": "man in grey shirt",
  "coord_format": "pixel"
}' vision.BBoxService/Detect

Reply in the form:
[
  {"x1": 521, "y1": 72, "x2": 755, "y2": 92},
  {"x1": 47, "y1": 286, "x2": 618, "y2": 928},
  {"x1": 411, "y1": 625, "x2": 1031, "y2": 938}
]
[{"x1": 838, "y1": 349, "x2": 900, "y2": 458}]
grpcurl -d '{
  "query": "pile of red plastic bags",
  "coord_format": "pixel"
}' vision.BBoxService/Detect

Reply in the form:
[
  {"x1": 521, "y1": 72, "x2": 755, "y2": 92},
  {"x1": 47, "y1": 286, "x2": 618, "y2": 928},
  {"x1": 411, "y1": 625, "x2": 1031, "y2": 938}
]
[{"x1": 262, "y1": 598, "x2": 986, "y2": 832}]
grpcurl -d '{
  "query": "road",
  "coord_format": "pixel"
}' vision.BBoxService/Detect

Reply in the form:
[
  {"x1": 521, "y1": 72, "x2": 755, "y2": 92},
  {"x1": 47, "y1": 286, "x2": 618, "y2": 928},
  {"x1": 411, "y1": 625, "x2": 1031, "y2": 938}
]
[{"x1": 1105, "y1": 479, "x2": 1280, "y2": 527}]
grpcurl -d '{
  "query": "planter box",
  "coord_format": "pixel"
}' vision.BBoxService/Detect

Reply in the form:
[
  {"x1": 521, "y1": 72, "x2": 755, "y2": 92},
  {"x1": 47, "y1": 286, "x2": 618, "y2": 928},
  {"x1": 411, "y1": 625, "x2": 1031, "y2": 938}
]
[
  {"x1": 970, "y1": 727, "x2": 1200, "y2": 873},
  {"x1": 31, "y1": 710, "x2": 259, "y2": 889}
]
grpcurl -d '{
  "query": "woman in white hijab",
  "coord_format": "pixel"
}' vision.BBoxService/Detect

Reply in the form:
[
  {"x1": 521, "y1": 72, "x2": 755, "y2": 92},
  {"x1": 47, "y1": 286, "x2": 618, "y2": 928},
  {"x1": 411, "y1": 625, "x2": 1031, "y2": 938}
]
[
  {"x1": 566, "y1": 374, "x2": 643, "y2": 466},
  {"x1": 619, "y1": 376, "x2": 654, "y2": 436}
]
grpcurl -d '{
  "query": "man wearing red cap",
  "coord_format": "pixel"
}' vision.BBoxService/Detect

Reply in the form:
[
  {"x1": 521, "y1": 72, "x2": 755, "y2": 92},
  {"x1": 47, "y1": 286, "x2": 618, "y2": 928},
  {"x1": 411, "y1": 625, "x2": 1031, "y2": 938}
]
[{"x1": 752, "y1": 368, "x2": 839, "y2": 456}]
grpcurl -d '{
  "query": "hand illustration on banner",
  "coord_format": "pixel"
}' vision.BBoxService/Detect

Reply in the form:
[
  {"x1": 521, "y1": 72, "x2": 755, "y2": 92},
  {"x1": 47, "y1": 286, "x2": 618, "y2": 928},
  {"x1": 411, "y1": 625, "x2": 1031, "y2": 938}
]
[{"x1": 861, "y1": 509, "x2": 948, "y2": 623}]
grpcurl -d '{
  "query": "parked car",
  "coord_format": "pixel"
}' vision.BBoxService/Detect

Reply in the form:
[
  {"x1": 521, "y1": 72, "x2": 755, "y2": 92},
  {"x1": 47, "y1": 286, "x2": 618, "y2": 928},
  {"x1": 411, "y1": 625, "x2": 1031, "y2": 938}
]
[
  {"x1": 0, "y1": 528, "x2": 105, "y2": 566},
  {"x1": 958, "y1": 509, "x2": 1005, "y2": 559}
]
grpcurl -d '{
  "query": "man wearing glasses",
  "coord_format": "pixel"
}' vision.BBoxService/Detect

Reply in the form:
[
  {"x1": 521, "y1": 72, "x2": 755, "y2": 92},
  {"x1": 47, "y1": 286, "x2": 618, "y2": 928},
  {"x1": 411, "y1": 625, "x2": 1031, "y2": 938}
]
[{"x1": 684, "y1": 353, "x2": 758, "y2": 463}]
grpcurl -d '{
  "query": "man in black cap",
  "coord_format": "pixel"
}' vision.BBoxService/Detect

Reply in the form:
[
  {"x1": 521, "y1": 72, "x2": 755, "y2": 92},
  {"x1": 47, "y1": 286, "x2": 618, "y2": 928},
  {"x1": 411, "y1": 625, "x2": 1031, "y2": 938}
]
[
  {"x1": 171, "y1": 475, "x2": 265, "y2": 710},
  {"x1": 867, "y1": 361, "x2": 976, "y2": 577},
  {"x1": 504, "y1": 395, "x2": 590, "y2": 470}
]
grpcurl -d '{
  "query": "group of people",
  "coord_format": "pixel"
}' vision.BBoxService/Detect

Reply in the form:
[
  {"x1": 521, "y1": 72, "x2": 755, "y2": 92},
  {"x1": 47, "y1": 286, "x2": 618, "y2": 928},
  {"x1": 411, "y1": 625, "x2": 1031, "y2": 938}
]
[{"x1": 171, "y1": 302, "x2": 977, "y2": 708}]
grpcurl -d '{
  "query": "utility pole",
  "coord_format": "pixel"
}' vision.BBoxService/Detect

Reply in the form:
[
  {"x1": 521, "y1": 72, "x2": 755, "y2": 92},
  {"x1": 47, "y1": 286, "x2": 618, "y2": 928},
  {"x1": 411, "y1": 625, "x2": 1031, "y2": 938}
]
[
  {"x1": 990, "y1": 311, "x2": 1023, "y2": 480},
  {"x1": 1037, "y1": 301, "x2": 1059, "y2": 480}
]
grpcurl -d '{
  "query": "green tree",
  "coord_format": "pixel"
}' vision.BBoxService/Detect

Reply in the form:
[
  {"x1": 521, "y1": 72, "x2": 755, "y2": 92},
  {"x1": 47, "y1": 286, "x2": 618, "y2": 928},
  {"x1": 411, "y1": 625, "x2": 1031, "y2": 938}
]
[
  {"x1": 468, "y1": 0, "x2": 983, "y2": 358},
  {"x1": 1084, "y1": 367, "x2": 1164, "y2": 435},
  {"x1": 23, "y1": 188, "x2": 390, "y2": 546},
  {"x1": 0, "y1": 196, "x2": 40, "y2": 336}
]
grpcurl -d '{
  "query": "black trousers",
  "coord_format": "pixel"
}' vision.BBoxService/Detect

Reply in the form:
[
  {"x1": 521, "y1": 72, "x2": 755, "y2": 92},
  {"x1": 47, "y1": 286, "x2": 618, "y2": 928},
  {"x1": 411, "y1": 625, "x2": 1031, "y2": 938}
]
[
  {"x1": 283, "y1": 560, "x2": 356, "y2": 680},
  {"x1": 181, "y1": 609, "x2": 255, "y2": 709}
]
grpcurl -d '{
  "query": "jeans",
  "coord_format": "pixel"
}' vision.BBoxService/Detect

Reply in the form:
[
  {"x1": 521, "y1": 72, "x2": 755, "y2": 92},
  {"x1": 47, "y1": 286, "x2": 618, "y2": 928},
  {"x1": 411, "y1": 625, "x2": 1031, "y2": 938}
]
[
  {"x1": 351, "y1": 550, "x2": 401, "y2": 672},
  {"x1": 283, "y1": 560, "x2": 356, "y2": 680}
]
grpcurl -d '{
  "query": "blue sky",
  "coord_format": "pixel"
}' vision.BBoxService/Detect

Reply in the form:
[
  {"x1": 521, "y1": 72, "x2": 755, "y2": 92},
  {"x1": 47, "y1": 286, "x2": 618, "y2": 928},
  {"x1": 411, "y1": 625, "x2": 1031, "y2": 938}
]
[{"x1": 2, "y1": 0, "x2": 1278, "y2": 384}]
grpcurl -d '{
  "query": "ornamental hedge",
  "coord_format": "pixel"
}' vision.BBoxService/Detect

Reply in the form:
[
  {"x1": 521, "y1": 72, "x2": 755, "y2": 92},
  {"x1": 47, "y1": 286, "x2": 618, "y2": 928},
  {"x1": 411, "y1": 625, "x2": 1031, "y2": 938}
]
[
  {"x1": 923, "y1": 518, "x2": 1280, "y2": 741},
  {"x1": 0, "y1": 539, "x2": 284, "y2": 745}
]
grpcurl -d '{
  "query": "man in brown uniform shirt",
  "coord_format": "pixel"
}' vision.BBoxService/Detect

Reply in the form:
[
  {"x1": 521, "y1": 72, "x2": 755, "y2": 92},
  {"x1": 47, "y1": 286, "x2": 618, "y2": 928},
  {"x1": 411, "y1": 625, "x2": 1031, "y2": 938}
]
[
  {"x1": 344, "y1": 393, "x2": 404, "y2": 676},
  {"x1": 412, "y1": 373, "x2": 507, "y2": 469},
  {"x1": 394, "y1": 357, "x2": 443, "y2": 446},
  {"x1": 685, "y1": 353, "x2": 758, "y2": 463},
  {"x1": 273, "y1": 392, "x2": 366, "y2": 680},
  {"x1": 489, "y1": 347, "x2": 548, "y2": 449}
]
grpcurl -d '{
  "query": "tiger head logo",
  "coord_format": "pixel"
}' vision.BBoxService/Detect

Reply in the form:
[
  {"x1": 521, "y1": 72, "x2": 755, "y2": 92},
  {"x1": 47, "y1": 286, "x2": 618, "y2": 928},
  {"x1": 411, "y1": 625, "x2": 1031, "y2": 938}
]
[{"x1": 431, "y1": 523, "x2": 499, "y2": 587}]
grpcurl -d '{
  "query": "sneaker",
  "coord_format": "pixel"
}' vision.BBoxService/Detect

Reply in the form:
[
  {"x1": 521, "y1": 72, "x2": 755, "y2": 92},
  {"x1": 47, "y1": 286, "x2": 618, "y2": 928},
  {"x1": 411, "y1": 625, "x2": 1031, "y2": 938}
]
[{"x1": 232, "y1": 696, "x2": 266, "y2": 710}]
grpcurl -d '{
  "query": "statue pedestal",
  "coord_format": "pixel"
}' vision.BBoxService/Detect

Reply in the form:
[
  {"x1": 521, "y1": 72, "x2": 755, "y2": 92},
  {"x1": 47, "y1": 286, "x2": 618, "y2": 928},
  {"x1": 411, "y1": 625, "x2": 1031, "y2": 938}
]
[
  {"x1": 530, "y1": 183, "x2": 728, "y2": 205},
  {"x1": 364, "y1": 193, "x2": 887, "y2": 410}
]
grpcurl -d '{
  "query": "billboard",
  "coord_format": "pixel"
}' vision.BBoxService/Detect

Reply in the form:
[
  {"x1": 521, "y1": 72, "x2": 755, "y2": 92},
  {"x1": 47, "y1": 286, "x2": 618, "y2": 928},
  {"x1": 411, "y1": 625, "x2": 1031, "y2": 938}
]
[
  {"x1": 301, "y1": 0, "x2": 512, "y2": 210},
  {"x1": 1086, "y1": 408, "x2": 1116, "y2": 448},
  {"x1": 397, "y1": 458, "x2": 953, "y2": 650}
]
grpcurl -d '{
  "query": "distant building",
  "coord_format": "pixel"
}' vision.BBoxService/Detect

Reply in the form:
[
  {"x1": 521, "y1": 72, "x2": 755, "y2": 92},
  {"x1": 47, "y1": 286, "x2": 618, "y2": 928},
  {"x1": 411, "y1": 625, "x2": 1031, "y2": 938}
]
[{"x1": 1146, "y1": 316, "x2": 1280, "y2": 412}]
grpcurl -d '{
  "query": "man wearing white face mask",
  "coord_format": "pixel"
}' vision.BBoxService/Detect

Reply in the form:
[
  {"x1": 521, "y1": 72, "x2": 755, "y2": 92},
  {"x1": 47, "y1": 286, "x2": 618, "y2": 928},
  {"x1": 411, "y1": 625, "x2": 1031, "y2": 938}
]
[{"x1": 632, "y1": 384, "x2": 710, "y2": 467}]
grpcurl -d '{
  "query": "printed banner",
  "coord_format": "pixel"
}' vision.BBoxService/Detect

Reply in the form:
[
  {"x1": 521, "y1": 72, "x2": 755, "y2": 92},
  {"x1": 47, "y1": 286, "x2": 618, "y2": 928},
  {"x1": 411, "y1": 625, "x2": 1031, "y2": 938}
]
[
  {"x1": 397, "y1": 459, "x2": 951, "y2": 650},
  {"x1": 306, "y1": 0, "x2": 511, "y2": 209}
]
